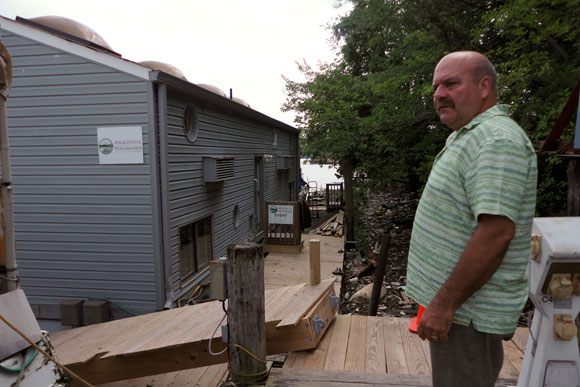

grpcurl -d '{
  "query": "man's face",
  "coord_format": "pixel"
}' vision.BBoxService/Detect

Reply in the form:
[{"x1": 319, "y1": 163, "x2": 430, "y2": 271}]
[{"x1": 432, "y1": 55, "x2": 485, "y2": 131}]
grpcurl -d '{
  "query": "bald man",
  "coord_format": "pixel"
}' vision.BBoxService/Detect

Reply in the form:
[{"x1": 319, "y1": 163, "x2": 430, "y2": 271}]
[{"x1": 406, "y1": 52, "x2": 537, "y2": 387}]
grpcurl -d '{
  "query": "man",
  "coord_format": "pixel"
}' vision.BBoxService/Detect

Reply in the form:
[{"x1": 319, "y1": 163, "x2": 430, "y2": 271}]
[{"x1": 406, "y1": 51, "x2": 537, "y2": 387}]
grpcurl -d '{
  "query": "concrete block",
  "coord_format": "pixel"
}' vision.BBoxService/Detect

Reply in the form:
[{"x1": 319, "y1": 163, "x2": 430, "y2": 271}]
[
  {"x1": 83, "y1": 299, "x2": 110, "y2": 325},
  {"x1": 59, "y1": 299, "x2": 84, "y2": 326}
]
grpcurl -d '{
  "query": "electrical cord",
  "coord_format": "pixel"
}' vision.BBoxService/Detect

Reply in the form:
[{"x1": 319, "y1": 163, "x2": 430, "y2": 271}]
[{"x1": 208, "y1": 311, "x2": 228, "y2": 356}]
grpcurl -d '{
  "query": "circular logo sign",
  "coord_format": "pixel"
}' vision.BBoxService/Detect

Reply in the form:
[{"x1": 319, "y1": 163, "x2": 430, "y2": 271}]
[{"x1": 99, "y1": 138, "x2": 114, "y2": 155}]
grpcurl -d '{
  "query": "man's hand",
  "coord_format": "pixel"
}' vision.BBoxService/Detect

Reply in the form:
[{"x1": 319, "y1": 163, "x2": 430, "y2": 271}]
[
  {"x1": 417, "y1": 301, "x2": 454, "y2": 342},
  {"x1": 417, "y1": 214, "x2": 515, "y2": 342}
]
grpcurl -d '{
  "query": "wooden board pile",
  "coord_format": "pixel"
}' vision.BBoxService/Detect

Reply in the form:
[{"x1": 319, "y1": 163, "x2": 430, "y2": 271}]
[{"x1": 314, "y1": 210, "x2": 344, "y2": 237}]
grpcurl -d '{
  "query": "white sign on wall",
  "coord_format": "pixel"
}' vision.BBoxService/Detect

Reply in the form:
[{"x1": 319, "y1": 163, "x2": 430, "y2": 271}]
[
  {"x1": 268, "y1": 204, "x2": 294, "y2": 225},
  {"x1": 97, "y1": 126, "x2": 144, "y2": 164}
]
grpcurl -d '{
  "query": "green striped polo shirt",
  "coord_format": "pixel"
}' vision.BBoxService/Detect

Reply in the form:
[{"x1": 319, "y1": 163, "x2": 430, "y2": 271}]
[{"x1": 406, "y1": 104, "x2": 537, "y2": 334}]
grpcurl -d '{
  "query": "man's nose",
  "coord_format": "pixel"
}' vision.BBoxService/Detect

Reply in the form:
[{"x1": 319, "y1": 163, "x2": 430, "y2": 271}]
[{"x1": 434, "y1": 86, "x2": 447, "y2": 101}]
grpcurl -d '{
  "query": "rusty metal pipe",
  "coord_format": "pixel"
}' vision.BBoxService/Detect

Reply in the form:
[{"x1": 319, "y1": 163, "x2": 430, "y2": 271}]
[{"x1": 368, "y1": 233, "x2": 391, "y2": 316}]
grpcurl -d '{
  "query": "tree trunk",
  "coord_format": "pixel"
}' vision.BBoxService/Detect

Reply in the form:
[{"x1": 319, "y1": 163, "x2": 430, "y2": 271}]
[
  {"x1": 343, "y1": 158, "x2": 355, "y2": 241},
  {"x1": 568, "y1": 159, "x2": 580, "y2": 216}
]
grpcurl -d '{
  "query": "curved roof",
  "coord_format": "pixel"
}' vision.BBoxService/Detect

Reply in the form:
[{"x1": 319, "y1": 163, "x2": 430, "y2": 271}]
[
  {"x1": 197, "y1": 83, "x2": 227, "y2": 98},
  {"x1": 29, "y1": 15, "x2": 112, "y2": 50},
  {"x1": 139, "y1": 61, "x2": 187, "y2": 81}
]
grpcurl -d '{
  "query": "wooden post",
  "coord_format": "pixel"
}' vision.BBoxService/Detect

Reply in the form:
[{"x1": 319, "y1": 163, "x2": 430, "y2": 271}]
[
  {"x1": 568, "y1": 159, "x2": 580, "y2": 216},
  {"x1": 369, "y1": 234, "x2": 391, "y2": 316},
  {"x1": 226, "y1": 242, "x2": 267, "y2": 384},
  {"x1": 309, "y1": 239, "x2": 321, "y2": 285}
]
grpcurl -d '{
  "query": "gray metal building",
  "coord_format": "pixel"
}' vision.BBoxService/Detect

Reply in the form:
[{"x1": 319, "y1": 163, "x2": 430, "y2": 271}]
[{"x1": 0, "y1": 16, "x2": 299, "y2": 322}]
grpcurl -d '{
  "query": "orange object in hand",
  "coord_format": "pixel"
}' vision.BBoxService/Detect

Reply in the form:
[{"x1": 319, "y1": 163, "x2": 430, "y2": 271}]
[{"x1": 408, "y1": 305, "x2": 425, "y2": 333}]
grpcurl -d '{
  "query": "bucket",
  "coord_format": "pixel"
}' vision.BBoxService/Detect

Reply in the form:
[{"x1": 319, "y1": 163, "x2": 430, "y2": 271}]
[
  {"x1": 345, "y1": 239, "x2": 361, "y2": 251},
  {"x1": 408, "y1": 305, "x2": 425, "y2": 333}
]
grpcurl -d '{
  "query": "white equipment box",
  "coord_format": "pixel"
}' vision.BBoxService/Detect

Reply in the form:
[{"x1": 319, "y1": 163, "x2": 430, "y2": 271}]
[{"x1": 518, "y1": 217, "x2": 580, "y2": 387}]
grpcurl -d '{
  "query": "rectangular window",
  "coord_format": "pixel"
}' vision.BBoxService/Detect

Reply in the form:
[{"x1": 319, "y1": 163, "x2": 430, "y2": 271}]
[{"x1": 179, "y1": 216, "x2": 213, "y2": 283}]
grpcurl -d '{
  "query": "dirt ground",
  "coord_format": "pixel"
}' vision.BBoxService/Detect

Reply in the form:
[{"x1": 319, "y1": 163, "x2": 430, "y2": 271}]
[{"x1": 337, "y1": 184, "x2": 419, "y2": 317}]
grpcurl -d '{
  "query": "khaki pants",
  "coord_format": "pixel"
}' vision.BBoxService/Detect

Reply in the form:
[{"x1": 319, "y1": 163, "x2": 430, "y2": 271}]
[{"x1": 430, "y1": 323, "x2": 513, "y2": 387}]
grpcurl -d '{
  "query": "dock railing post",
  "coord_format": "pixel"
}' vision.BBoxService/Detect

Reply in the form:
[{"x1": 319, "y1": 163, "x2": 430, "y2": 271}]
[
  {"x1": 226, "y1": 242, "x2": 267, "y2": 384},
  {"x1": 309, "y1": 239, "x2": 321, "y2": 285}
]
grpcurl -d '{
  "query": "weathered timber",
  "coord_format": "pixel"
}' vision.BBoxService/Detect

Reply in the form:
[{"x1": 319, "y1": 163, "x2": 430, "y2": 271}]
[
  {"x1": 266, "y1": 368, "x2": 519, "y2": 386},
  {"x1": 309, "y1": 239, "x2": 321, "y2": 285},
  {"x1": 226, "y1": 242, "x2": 267, "y2": 384}
]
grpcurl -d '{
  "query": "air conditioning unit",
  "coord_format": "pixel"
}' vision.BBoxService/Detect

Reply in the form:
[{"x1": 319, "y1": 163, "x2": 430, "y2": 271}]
[
  {"x1": 277, "y1": 156, "x2": 293, "y2": 170},
  {"x1": 203, "y1": 157, "x2": 235, "y2": 183}
]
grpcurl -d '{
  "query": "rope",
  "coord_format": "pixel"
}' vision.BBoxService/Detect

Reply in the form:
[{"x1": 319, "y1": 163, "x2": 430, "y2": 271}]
[
  {"x1": 0, "y1": 313, "x2": 94, "y2": 387},
  {"x1": 233, "y1": 344, "x2": 267, "y2": 364}
]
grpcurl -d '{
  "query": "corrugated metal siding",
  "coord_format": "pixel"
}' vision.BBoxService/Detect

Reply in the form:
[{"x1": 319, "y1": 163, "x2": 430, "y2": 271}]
[
  {"x1": 166, "y1": 95, "x2": 297, "y2": 295},
  {"x1": 1, "y1": 31, "x2": 158, "y2": 315}
]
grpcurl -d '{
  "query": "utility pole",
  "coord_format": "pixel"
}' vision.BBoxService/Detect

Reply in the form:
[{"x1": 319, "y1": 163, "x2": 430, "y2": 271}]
[{"x1": 0, "y1": 38, "x2": 18, "y2": 293}]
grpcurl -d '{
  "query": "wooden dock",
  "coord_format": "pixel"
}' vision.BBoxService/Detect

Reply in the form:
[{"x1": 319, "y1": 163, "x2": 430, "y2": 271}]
[
  {"x1": 276, "y1": 315, "x2": 527, "y2": 385},
  {"x1": 264, "y1": 233, "x2": 343, "y2": 293},
  {"x1": 51, "y1": 278, "x2": 339, "y2": 385}
]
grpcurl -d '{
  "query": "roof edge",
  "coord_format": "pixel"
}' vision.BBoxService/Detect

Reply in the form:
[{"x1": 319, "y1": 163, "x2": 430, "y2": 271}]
[
  {"x1": 0, "y1": 15, "x2": 150, "y2": 80},
  {"x1": 150, "y1": 71, "x2": 297, "y2": 134}
]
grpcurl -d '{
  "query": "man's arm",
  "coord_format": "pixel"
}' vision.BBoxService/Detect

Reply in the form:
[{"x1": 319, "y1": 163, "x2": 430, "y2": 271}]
[{"x1": 417, "y1": 214, "x2": 515, "y2": 341}]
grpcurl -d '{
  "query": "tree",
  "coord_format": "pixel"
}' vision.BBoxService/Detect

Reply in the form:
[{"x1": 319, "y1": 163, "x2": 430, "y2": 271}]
[
  {"x1": 286, "y1": 0, "x2": 580, "y2": 222},
  {"x1": 283, "y1": 62, "x2": 372, "y2": 240}
]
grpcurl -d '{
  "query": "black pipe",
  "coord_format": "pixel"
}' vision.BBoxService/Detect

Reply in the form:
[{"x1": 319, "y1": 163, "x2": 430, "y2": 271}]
[{"x1": 368, "y1": 233, "x2": 391, "y2": 316}]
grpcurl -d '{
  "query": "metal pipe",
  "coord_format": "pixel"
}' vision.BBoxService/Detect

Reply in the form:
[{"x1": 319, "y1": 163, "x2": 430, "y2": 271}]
[
  {"x1": 0, "y1": 39, "x2": 18, "y2": 292},
  {"x1": 368, "y1": 233, "x2": 391, "y2": 316}
]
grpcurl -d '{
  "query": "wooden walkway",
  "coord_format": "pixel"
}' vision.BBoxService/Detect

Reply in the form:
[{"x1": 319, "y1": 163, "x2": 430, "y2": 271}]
[
  {"x1": 52, "y1": 278, "x2": 338, "y2": 385},
  {"x1": 273, "y1": 314, "x2": 527, "y2": 386},
  {"x1": 264, "y1": 233, "x2": 343, "y2": 293}
]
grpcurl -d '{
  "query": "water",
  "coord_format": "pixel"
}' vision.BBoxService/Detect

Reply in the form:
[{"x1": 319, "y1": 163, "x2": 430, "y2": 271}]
[{"x1": 300, "y1": 159, "x2": 343, "y2": 191}]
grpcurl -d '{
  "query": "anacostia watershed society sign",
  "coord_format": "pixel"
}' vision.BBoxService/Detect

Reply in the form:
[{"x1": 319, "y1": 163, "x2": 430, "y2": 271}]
[{"x1": 97, "y1": 126, "x2": 144, "y2": 164}]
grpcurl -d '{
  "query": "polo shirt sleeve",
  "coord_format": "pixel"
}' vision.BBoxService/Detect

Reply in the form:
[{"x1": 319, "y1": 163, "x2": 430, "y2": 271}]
[{"x1": 464, "y1": 138, "x2": 530, "y2": 223}]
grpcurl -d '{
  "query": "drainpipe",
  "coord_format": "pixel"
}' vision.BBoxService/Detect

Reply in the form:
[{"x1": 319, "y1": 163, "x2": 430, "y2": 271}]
[{"x1": 0, "y1": 40, "x2": 18, "y2": 292}]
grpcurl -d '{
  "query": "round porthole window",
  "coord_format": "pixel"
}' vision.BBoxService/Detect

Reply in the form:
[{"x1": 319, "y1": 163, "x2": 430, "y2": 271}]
[
  {"x1": 233, "y1": 205, "x2": 240, "y2": 228},
  {"x1": 183, "y1": 105, "x2": 198, "y2": 143}
]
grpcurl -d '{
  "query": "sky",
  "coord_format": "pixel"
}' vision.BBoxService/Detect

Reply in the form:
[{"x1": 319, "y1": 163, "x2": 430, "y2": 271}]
[{"x1": 0, "y1": 0, "x2": 352, "y2": 126}]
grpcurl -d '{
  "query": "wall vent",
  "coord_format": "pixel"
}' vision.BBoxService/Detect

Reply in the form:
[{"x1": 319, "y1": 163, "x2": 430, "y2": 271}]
[{"x1": 203, "y1": 157, "x2": 235, "y2": 183}]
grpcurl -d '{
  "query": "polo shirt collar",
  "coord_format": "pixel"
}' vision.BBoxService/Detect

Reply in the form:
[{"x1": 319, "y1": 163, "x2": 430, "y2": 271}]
[{"x1": 462, "y1": 104, "x2": 509, "y2": 131}]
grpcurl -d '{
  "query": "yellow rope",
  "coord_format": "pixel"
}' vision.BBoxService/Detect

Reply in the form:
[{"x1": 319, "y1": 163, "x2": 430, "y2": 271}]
[
  {"x1": 234, "y1": 343, "x2": 267, "y2": 364},
  {"x1": 0, "y1": 313, "x2": 94, "y2": 387}
]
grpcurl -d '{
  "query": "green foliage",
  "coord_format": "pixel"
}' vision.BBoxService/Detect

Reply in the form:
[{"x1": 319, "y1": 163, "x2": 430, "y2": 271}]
[{"x1": 284, "y1": 0, "x2": 579, "y2": 215}]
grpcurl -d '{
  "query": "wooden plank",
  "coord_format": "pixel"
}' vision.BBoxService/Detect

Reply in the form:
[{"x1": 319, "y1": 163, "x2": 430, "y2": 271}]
[
  {"x1": 265, "y1": 283, "x2": 306, "y2": 322},
  {"x1": 364, "y1": 316, "x2": 386, "y2": 373},
  {"x1": 267, "y1": 368, "x2": 433, "y2": 386},
  {"x1": 397, "y1": 318, "x2": 430, "y2": 375},
  {"x1": 420, "y1": 337, "x2": 431, "y2": 373},
  {"x1": 383, "y1": 317, "x2": 408, "y2": 374},
  {"x1": 344, "y1": 315, "x2": 367, "y2": 372},
  {"x1": 502, "y1": 338, "x2": 524, "y2": 378},
  {"x1": 324, "y1": 315, "x2": 351, "y2": 371},
  {"x1": 291, "y1": 315, "x2": 337, "y2": 370},
  {"x1": 277, "y1": 278, "x2": 336, "y2": 327},
  {"x1": 0, "y1": 289, "x2": 43, "y2": 360},
  {"x1": 196, "y1": 363, "x2": 229, "y2": 386},
  {"x1": 511, "y1": 326, "x2": 529, "y2": 353}
]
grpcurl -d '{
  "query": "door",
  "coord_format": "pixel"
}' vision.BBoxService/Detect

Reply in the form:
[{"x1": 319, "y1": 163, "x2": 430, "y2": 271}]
[{"x1": 253, "y1": 156, "x2": 264, "y2": 241}]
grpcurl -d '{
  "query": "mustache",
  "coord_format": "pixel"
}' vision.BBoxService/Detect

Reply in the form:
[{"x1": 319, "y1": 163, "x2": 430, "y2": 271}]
[{"x1": 436, "y1": 98, "x2": 454, "y2": 110}]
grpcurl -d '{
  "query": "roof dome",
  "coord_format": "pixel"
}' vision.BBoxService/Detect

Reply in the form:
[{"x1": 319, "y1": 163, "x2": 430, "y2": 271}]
[
  {"x1": 139, "y1": 61, "x2": 187, "y2": 80},
  {"x1": 197, "y1": 83, "x2": 227, "y2": 98},
  {"x1": 232, "y1": 96, "x2": 251, "y2": 108},
  {"x1": 29, "y1": 16, "x2": 112, "y2": 50}
]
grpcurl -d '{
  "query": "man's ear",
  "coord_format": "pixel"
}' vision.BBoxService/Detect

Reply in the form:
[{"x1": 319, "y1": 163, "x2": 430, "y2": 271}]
[{"x1": 479, "y1": 75, "x2": 492, "y2": 99}]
